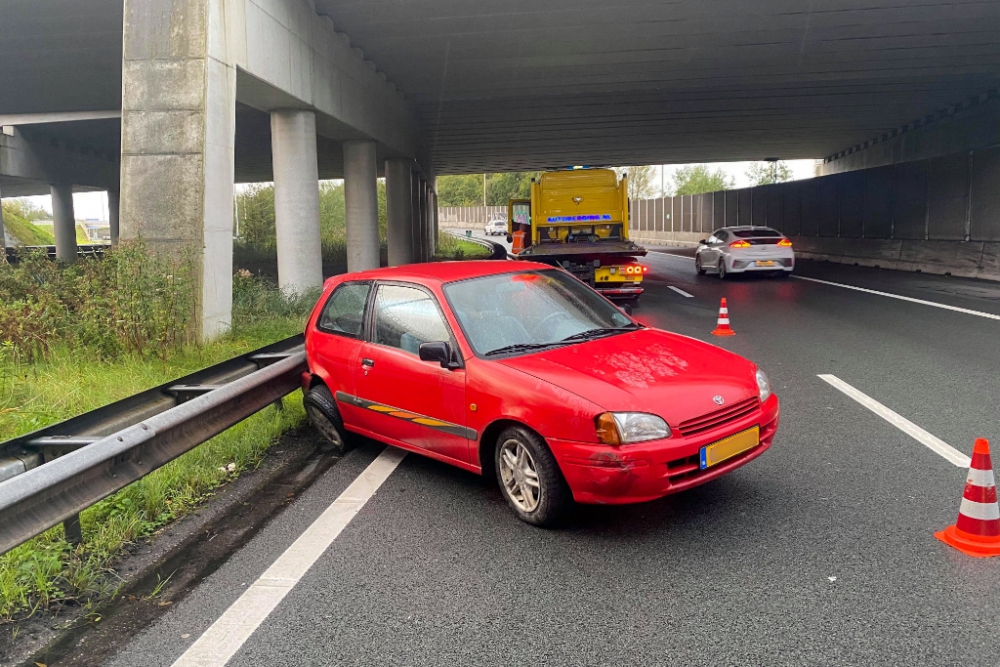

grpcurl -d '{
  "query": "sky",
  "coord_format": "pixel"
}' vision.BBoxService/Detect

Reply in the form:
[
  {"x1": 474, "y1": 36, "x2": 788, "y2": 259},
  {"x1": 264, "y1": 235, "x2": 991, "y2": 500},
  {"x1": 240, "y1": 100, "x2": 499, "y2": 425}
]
[{"x1": 11, "y1": 160, "x2": 820, "y2": 221}]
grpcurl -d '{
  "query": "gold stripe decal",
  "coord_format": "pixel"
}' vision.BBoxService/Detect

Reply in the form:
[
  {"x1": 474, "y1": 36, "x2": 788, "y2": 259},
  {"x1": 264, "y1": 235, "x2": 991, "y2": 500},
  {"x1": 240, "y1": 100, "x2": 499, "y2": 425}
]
[{"x1": 335, "y1": 392, "x2": 476, "y2": 440}]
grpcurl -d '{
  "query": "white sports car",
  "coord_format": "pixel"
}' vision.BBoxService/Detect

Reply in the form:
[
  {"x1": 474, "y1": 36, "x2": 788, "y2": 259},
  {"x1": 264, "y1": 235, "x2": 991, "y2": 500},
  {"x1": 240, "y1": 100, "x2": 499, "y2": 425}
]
[{"x1": 695, "y1": 226, "x2": 794, "y2": 279}]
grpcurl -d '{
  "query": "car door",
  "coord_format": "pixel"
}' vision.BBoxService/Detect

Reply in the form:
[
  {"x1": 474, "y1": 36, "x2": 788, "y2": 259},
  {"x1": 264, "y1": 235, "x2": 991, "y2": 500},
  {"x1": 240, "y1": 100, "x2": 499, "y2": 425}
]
[
  {"x1": 310, "y1": 280, "x2": 372, "y2": 428},
  {"x1": 353, "y1": 282, "x2": 471, "y2": 465},
  {"x1": 709, "y1": 230, "x2": 728, "y2": 266}
]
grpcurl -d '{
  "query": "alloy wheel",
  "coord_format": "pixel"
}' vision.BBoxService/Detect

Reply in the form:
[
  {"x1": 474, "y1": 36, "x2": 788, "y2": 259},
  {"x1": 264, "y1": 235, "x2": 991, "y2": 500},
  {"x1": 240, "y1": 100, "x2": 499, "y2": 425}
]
[{"x1": 499, "y1": 439, "x2": 541, "y2": 512}]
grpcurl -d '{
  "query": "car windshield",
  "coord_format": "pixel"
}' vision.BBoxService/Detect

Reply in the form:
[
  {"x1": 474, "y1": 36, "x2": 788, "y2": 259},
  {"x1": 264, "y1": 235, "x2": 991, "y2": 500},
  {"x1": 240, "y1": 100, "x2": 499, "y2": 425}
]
[
  {"x1": 732, "y1": 228, "x2": 781, "y2": 238},
  {"x1": 443, "y1": 270, "x2": 635, "y2": 357}
]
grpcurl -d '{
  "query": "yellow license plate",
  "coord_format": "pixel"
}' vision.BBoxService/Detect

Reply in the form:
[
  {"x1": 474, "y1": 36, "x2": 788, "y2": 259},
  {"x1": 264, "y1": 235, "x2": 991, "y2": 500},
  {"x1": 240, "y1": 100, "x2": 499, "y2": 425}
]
[
  {"x1": 700, "y1": 426, "x2": 760, "y2": 469},
  {"x1": 755, "y1": 260, "x2": 776, "y2": 267}
]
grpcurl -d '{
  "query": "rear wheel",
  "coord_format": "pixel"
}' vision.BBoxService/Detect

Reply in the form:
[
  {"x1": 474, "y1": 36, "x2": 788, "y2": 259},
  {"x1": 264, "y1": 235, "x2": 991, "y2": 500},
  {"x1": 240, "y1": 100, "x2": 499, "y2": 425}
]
[
  {"x1": 304, "y1": 385, "x2": 351, "y2": 455},
  {"x1": 718, "y1": 259, "x2": 728, "y2": 280},
  {"x1": 494, "y1": 426, "x2": 572, "y2": 527},
  {"x1": 695, "y1": 255, "x2": 706, "y2": 275}
]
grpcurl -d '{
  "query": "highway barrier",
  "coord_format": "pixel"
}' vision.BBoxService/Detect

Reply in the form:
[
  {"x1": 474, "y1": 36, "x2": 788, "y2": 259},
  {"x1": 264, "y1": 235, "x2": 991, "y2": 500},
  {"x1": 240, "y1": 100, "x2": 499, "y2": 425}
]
[{"x1": 0, "y1": 335, "x2": 306, "y2": 556}]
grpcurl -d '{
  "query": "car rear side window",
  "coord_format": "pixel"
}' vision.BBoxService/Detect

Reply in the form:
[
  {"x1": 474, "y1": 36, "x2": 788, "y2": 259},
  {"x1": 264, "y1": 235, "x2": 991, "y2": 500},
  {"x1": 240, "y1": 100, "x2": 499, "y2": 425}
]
[
  {"x1": 318, "y1": 282, "x2": 370, "y2": 337},
  {"x1": 373, "y1": 284, "x2": 451, "y2": 355}
]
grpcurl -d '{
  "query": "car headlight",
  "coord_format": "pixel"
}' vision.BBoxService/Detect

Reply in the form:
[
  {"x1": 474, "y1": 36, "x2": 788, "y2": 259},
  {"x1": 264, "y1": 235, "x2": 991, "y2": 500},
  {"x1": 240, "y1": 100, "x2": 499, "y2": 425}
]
[
  {"x1": 595, "y1": 412, "x2": 671, "y2": 445},
  {"x1": 756, "y1": 368, "x2": 772, "y2": 403}
]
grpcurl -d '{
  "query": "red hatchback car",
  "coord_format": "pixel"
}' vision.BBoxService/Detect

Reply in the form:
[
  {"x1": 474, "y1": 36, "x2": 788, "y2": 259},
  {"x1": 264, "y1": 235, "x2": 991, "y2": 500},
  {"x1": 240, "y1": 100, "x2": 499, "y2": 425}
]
[{"x1": 302, "y1": 260, "x2": 779, "y2": 526}]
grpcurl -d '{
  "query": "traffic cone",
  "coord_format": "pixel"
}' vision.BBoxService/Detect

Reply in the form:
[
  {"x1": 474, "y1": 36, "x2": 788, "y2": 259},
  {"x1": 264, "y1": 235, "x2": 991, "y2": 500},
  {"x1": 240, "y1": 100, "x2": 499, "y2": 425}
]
[
  {"x1": 935, "y1": 438, "x2": 1000, "y2": 557},
  {"x1": 711, "y1": 298, "x2": 736, "y2": 336}
]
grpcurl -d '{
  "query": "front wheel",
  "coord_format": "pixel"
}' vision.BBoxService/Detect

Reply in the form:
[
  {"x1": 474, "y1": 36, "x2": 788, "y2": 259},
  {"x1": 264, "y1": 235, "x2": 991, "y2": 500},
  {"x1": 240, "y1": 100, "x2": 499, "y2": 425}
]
[{"x1": 494, "y1": 426, "x2": 572, "y2": 527}]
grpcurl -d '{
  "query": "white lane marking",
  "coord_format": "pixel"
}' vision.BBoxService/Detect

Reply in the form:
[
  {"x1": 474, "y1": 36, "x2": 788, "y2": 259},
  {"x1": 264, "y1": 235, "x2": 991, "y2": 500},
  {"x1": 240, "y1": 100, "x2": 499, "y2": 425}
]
[
  {"x1": 649, "y1": 251, "x2": 696, "y2": 261},
  {"x1": 171, "y1": 447, "x2": 407, "y2": 667},
  {"x1": 818, "y1": 375, "x2": 970, "y2": 468},
  {"x1": 794, "y1": 276, "x2": 1000, "y2": 321},
  {"x1": 668, "y1": 286, "x2": 695, "y2": 298}
]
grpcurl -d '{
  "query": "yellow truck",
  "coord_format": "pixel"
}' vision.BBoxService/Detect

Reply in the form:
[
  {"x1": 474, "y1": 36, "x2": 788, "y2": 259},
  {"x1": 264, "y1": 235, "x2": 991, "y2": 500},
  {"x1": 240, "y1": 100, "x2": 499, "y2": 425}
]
[{"x1": 507, "y1": 168, "x2": 647, "y2": 301}]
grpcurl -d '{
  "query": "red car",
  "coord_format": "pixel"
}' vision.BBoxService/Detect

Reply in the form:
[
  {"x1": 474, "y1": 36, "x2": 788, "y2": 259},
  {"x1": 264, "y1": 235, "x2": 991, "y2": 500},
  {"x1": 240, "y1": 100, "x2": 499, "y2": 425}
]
[{"x1": 302, "y1": 260, "x2": 779, "y2": 526}]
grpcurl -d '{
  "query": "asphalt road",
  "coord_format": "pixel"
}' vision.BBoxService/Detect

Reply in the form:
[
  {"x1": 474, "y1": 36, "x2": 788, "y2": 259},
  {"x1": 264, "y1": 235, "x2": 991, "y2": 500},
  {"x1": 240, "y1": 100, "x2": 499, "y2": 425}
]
[{"x1": 106, "y1": 247, "x2": 1000, "y2": 667}]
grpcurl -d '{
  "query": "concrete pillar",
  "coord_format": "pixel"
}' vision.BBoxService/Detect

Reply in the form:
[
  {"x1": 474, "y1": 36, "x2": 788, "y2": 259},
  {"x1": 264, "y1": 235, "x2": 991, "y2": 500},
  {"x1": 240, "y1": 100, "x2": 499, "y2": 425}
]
[
  {"x1": 343, "y1": 140, "x2": 380, "y2": 272},
  {"x1": 51, "y1": 184, "x2": 77, "y2": 262},
  {"x1": 430, "y1": 187, "x2": 439, "y2": 257},
  {"x1": 417, "y1": 177, "x2": 428, "y2": 261},
  {"x1": 410, "y1": 170, "x2": 424, "y2": 262},
  {"x1": 108, "y1": 190, "x2": 120, "y2": 244},
  {"x1": 0, "y1": 186, "x2": 6, "y2": 260},
  {"x1": 120, "y1": 0, "x2": 236, "y2": 339},
  {"x1": 271, "y1": 110, "x2": 322, "y2": 293},
  {"x1": 385, "y1": 158, "x2": 415, "y2": 266}
]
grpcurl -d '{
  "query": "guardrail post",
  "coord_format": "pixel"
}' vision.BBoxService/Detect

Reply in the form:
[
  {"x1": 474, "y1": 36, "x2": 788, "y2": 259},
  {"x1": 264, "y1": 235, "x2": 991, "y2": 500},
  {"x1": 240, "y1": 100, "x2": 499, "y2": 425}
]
[{"x1": 64, "y1": 513, "x2": 82, "y2": 545}]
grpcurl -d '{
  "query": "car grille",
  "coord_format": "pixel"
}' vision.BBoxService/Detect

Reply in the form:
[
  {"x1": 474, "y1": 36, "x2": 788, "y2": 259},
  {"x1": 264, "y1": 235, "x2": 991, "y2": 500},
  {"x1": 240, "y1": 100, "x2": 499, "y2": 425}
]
[{"x1": 677, "y1": 397, "x2": 759, "y2": 437}]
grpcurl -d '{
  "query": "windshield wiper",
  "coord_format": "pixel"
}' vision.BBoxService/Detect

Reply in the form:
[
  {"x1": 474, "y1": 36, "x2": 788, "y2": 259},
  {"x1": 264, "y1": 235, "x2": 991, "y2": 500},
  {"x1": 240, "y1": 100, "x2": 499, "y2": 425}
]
[
  {"x1": 560, "y1": 325, "x2": 640, "y2": 342},
  {"x1": 484, "y1": 341, "x2": 570, "y2": 357}
]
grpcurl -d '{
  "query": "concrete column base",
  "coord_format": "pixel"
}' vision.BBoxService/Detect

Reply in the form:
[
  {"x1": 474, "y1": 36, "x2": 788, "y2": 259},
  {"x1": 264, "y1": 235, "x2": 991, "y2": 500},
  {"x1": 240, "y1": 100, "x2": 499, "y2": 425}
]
[
  {"x1": 343, "y1": 140, "x2": 380, "y2": 272},
  {"x1": 272, "y1": 110, "x2": 322, "y2": 294},
  {"x1": 108, "y1": 190, "x2": 120, "y2": 244},
  {"x1": 51, "y1": 184, "x2": 77, "y2": 262}
]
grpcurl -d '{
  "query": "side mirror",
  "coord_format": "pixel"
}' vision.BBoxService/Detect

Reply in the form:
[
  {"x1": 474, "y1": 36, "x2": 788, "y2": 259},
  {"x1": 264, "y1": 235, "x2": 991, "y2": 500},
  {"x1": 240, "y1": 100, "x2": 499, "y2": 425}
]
[
  {"x1": 699, "y1": 239, "x2": 708, "y2": 245},
  {"x1": 619, "y1": 304, "x2": 633, "y2": 316},
  {"x1": 419, "y1": 341, "x2": 460, "y2": 369}
]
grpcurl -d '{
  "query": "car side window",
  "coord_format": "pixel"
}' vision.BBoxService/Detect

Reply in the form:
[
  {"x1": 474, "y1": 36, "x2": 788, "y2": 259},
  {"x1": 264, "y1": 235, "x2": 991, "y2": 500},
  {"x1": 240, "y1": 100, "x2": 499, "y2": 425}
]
[
  {"x1": 714, "y1": 231, "x2": 728, "y2": 244},
  {"x1": 707, "y1": 234, "x2": 719, "y2": 245},
  {"x1": 317, "y1": 282, "x2": 371, "y2": 337},
  {"x1": 373, "y1": 284, "x2": 451, "y2": 355}
]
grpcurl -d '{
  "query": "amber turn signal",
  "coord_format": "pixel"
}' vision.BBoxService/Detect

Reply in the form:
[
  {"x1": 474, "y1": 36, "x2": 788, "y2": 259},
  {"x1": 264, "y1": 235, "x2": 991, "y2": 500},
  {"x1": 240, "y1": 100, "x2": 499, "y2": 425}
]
[{"x1": 595, "y1": 412, "x2": 622, "y2": 445}]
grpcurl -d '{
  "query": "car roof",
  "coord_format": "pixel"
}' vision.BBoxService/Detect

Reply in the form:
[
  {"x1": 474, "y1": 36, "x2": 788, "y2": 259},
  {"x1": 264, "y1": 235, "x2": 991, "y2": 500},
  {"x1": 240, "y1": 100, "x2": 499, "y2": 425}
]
[
  {"x1": 718, "y1": 226, "x2": 777, "y2": 232},
  {"x1": 328, "y1": 260, "x2": 554, "y2": 287}
]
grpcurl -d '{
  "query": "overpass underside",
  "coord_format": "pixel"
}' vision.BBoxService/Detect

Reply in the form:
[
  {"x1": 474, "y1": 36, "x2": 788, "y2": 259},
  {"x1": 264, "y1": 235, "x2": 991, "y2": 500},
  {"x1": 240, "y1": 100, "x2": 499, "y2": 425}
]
[{"x1": 1, "y1": 0, "x2": 999, "y2": 334}]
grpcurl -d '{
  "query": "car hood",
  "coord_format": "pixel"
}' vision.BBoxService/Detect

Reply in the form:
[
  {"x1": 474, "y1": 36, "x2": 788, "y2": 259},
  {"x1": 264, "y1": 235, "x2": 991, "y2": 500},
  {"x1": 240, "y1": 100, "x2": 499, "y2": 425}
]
[{"x1": 497, "y1": 328, "x2": 759, "y2": 424}]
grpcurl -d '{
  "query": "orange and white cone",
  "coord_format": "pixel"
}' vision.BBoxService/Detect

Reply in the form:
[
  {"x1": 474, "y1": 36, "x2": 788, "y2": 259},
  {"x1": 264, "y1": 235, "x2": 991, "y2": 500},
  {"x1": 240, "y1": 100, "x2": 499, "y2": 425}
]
[
  {"x1": 711, "y1": 298, "x2": 736, "y2": 336},
  {"x1": 935, "y1": 438, "x2": 1000, "y2": 557}
]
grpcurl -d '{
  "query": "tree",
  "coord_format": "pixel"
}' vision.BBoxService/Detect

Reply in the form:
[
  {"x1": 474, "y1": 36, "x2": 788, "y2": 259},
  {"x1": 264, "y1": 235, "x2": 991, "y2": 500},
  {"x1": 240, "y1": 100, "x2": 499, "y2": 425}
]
[
  {"x1": 485, "y1": 171, "x2": 539, "y2": 205},
  {"x1": 670, "y1": 165, "x2": 735, "y2": 196},
  {"x1": 746, "y1": 161, "x2": 793, "y2": 186},
  {"x1": 437, "y1": 175, "x2": 484, "y2": 207},
  {"x1": 613, "y1": 165, "x2": 658, "y2": 199}
]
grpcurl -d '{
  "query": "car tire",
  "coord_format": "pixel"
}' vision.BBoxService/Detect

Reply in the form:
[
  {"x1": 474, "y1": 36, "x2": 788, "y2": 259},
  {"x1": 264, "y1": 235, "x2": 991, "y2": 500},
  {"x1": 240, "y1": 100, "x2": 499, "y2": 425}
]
[
  {"x1": 718, "y1": 259, "x2": 727, "y2": 280},
  {"x1": 304, "y1": 384, "x2": 351, "y2": 455},
  {"x1": 695, "y1": 255, "x2": 706, "y2": 275},
  {"x1": 494, "y1": 425, "x2": 572, "y2": 527}
]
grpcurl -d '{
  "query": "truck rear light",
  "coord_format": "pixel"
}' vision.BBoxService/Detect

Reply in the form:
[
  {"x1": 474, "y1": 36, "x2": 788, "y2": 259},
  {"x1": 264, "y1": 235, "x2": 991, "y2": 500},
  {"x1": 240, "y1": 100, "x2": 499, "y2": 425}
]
[
  {"x1": 778, "y1": 238, "x2": 793, "y2": 247},
  {"x1": 730, "y1": 240, "x2": 751, "y2": 248},
  {"x1": 641, "y1": 265, "x2": 649, "y2": 273}
]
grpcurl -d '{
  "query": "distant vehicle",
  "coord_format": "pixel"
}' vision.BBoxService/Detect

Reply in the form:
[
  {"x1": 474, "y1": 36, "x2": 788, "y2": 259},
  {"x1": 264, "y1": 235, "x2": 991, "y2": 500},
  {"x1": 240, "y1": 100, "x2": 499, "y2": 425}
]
[
  {"x1": 695, "y1": 226, "x2": 795, "y2": 279},
  {"x1": 507, "y1": 168, "x2": 647, "y2": 301},
  {"x1": 302, "y1": 260, "x2": 780, "y2": 526},
  {"x1": 484, "y1": 217, "x2": 507, "y2": 236}
]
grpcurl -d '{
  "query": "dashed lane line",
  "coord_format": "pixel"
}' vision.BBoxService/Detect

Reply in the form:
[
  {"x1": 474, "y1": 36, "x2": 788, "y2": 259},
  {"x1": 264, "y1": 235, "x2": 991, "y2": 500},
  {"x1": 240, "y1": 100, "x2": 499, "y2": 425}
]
[
  {"x1": 794, "y1": 276, "x2": 1000, "y2": 321},
  {"x1": 818, "y1": 374, "x2": 971, "y2": 468},
  {"x1": 171, "y1": 447, "x2": 407, "y2": 667},
  {"x1": 668, "y1": 286, "x2": 695, "y2": 298}
]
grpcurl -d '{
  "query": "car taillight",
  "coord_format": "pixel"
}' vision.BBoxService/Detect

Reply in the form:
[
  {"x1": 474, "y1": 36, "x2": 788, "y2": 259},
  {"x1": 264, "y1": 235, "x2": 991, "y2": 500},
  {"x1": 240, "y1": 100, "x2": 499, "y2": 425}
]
[
  {"x1": 778, "y1": 238, "x2": 793, "y2": 247},
  {"x1": 642, "y1": 265, "x2": 649, "y2": 273},
  {"x1": 730, "y1": 240, "x2": 751, "y2": 248}
]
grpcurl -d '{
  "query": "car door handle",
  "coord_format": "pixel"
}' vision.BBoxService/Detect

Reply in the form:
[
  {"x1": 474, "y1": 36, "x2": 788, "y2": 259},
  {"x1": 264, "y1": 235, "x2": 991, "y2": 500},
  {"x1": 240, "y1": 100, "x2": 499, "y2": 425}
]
[{"x1": 361, "y1": 358, "x2": 375, "y2": 367}]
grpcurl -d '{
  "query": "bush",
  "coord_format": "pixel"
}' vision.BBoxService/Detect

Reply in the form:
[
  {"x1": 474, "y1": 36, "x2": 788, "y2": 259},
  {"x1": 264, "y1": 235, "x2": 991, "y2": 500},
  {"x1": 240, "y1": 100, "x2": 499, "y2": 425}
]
[{"x1": 0, "y1": 243, "x2": 196, "y2": 361}]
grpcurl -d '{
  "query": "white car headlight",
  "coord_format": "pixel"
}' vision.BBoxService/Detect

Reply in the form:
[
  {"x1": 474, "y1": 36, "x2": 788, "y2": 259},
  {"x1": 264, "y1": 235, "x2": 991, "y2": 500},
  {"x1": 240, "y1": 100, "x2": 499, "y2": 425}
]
[
  {"x1": 596, "y1": 412, "x2": 671, "y2": 444},
  {"x1": 756, "y1": 368, "x2": 772, "y2": 403}
]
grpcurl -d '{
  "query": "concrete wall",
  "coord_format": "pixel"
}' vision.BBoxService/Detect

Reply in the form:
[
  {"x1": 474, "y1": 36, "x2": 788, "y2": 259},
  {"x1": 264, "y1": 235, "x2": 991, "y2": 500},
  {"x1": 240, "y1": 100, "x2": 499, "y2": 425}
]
[
  {"x1": 631, "y1": 144, "x2": 1000, "y2": 281},
  {"x1": 437, "y1": 206, "x2": 507, "y2": 228}
]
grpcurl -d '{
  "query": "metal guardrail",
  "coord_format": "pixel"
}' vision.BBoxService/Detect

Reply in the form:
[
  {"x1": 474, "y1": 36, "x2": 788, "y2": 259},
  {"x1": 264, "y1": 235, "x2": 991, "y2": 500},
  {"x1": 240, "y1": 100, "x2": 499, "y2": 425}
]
[
  {"x1": 448, "y1": 230, "x2": 509, "y2": 260},
  {"x1": 4, "y1": 244, "x2": 112, "y2": 263},
  {"x1": 0, "y1": 335, "x2": 306, "y2": 555}
]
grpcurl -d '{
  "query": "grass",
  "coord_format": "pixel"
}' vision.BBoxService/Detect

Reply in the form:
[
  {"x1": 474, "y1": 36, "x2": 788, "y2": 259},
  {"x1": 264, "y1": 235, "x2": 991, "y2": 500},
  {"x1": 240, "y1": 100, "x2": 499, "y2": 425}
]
[
  {"x1": 432, "y1": 233, "x2": 493, "y2": 261},
  {"x1": 3, "y1": 213, "x2": 54, "y2": 246},
  {"x1": 0, "y1": 274, "x2": 313, "y2": 624}
]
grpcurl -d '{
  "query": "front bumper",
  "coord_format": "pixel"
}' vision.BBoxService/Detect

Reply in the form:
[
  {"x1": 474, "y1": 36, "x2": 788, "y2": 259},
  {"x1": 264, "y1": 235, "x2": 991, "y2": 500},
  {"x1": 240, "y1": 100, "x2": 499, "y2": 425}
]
[{"x1": 550, "y1": 395, "x2": 780, "y2": 504}]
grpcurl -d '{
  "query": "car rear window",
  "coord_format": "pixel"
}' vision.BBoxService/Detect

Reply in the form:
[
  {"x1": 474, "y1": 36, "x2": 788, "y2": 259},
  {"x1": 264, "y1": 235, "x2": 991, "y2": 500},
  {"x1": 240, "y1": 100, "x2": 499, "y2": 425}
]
[{"x1": 732, "y1": 228, "x2": 781, "y2": 238}]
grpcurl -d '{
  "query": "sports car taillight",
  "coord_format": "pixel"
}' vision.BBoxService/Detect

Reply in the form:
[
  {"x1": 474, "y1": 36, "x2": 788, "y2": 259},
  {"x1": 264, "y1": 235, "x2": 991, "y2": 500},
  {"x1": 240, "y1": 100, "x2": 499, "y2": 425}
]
[
  {"x1": 778, "y1": 238, "x2": 793, "y2": 247},
  {"x1": 730, "y1": 240, "x2": 751, "y2": 248}
]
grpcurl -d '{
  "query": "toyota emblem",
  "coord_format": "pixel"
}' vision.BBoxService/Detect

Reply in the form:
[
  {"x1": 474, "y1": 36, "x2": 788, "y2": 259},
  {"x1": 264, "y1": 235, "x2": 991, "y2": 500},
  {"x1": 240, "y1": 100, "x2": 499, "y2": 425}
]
[{"x1": 713, "y1": 395, "x2": 725, "y2": 405}]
